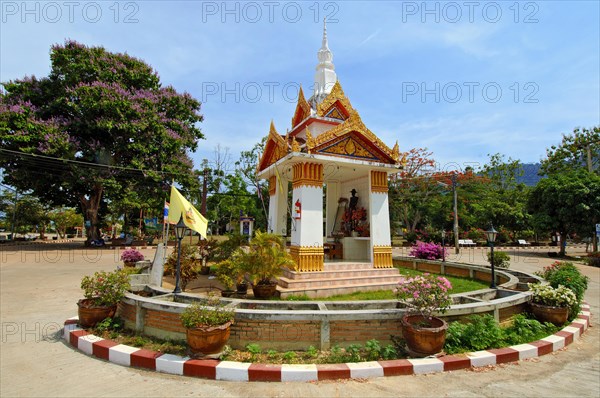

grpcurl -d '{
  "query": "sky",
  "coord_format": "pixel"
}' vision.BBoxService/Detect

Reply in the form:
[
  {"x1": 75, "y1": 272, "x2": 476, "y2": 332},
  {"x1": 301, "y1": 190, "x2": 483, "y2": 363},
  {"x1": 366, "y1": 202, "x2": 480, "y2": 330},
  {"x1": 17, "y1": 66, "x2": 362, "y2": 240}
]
[{"x1": 1, "y1": 1, "x2": 599, "y2": 176}]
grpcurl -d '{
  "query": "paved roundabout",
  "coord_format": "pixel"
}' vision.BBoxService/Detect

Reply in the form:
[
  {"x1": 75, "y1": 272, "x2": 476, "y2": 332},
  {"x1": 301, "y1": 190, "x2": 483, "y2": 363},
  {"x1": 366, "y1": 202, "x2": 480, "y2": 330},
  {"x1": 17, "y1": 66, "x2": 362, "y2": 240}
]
[{"x1": 1, "y1": 243, "x2": 599, "y2": 397}]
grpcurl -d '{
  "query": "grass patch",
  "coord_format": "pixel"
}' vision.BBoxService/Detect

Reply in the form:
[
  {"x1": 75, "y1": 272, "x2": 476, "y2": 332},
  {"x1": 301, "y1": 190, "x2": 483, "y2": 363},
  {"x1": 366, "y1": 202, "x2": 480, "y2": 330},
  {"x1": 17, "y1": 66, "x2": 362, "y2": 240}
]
[{"x1": 280, "y1": 268, "x2": 488, "y2": 301}]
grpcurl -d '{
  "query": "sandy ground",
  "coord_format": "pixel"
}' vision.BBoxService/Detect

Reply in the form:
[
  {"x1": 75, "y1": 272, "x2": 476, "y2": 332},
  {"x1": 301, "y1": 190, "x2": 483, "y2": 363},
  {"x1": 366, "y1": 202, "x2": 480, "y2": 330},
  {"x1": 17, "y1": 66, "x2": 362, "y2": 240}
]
[{"x1": 0, "y1": 243, "x2": 598, "y2": 397}]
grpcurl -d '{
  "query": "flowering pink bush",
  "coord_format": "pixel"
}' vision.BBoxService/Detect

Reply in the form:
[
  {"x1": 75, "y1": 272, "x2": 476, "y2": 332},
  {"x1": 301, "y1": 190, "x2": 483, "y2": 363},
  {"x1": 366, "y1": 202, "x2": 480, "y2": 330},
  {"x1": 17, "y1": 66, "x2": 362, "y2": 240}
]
[
  {"x1": 120, "y1": 248, "x2": 144, "y2": 263},
  {"x1": 395, "y1": 273, "x2": 453, "y2": 318},
  {"x1": 409, "y1": 241, "x2": 446, "y2": 260}
]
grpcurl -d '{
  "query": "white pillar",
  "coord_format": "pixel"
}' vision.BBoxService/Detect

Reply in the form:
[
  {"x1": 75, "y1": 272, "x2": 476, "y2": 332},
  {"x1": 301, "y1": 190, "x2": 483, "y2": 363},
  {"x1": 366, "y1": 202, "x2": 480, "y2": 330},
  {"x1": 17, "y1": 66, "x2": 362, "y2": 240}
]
[
  {"x1": 290, "y1": 162, "x2": 324, "y2": 272},
  {"x1": 268, "y1": 175, "x2": 288, "y2": 236}
]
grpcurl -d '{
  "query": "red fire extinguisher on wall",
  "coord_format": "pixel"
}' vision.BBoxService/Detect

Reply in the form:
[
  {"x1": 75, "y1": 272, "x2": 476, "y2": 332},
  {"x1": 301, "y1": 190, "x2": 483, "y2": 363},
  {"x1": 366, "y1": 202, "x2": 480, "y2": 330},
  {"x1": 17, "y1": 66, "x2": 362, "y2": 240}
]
[{"x1": 294, "y1": 199, "x2": 301, "y2": 219}]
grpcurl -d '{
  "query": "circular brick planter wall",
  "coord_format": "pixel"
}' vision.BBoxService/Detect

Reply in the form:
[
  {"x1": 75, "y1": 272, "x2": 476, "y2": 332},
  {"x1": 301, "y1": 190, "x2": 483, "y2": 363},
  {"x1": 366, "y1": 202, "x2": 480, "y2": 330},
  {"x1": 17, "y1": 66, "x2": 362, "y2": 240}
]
[
  {"x1": 63, "y1": 304, "x2": 591, "y2": 382},
  {"x1": 117, "y1": 260, "x2": 534, "y2": 350}
]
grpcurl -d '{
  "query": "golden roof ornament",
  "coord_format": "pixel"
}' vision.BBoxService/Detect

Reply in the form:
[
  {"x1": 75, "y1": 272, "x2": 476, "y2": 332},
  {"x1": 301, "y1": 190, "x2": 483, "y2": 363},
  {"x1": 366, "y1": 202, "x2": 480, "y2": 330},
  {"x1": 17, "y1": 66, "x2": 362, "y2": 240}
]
[
  {"x1": 291, "y1": 137, "x2": 300, "y2": 152},
  {"x1": 305, "y1": 128, "x2": 316, "y2": 154},
  {"x1": 392, "y1": 141, "x2": 400, "y2": 163}
]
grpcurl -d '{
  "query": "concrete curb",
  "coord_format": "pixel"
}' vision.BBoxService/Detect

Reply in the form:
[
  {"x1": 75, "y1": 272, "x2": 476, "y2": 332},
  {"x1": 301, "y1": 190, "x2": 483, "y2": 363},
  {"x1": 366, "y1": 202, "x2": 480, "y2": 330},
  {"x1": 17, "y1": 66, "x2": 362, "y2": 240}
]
[{"x1": 63, "y1": 304, "x2": 591, "y2": 382}]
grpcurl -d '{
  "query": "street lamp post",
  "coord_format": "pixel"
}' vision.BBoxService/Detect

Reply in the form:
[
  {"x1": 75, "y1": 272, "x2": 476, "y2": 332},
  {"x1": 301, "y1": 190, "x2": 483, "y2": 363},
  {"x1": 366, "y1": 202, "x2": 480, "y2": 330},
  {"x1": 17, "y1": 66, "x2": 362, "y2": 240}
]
[
  {"x1": 441, "y1": 230, "x2": 446, "y2": 262},
  {"x1": 485, "y1": 224, "x2": 498, "y2": 289},
  {"x1": 173, "y1": 216, "x2": 187, "y2": 294}
]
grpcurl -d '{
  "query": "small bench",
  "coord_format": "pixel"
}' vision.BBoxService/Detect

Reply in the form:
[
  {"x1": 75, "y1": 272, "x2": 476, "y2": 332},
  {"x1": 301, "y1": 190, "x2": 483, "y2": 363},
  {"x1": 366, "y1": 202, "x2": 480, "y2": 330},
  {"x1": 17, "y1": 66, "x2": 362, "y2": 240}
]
[
  {"x1": 518, "y1": 239, "x2": 531, "y2": 246},
  {"x1": 458, "y1": 239, "x2": 476, "y2": 247}
]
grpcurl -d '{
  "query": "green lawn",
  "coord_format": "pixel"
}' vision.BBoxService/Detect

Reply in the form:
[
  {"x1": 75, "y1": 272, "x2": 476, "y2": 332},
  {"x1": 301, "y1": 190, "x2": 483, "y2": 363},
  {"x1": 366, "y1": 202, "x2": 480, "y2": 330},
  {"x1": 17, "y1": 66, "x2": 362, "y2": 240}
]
[{"x1": 282, "y1": 267, "x2": 489, "y2": 301}]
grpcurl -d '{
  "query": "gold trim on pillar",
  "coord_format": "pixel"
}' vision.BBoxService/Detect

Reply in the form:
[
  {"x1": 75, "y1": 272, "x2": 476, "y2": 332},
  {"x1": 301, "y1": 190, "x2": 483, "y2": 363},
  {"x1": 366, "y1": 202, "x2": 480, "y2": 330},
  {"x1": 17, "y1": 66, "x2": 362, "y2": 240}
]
[
  {"x1": 373, "y1": 245, "x2": 393, "y2": 268},
  {"x1": 292, "y1": 162, "x2": 324, "y2": 189},
  {"x1": 371, "y1": 171, "x2": 388, "y2": 193},
  {"x1": 268, "y1": 176, "x2": 276, "y2": 196},
  {"x1": 290, "y1": 246, "x2": 324, "y2": 272}
]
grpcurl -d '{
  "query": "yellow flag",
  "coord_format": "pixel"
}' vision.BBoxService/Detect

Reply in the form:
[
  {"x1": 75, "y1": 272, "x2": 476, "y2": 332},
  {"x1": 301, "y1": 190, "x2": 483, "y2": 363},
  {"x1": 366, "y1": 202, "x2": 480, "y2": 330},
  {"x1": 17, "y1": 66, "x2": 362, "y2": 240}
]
[{"x1": 168, "y1": 186, "x2": 208, "y2": 238}]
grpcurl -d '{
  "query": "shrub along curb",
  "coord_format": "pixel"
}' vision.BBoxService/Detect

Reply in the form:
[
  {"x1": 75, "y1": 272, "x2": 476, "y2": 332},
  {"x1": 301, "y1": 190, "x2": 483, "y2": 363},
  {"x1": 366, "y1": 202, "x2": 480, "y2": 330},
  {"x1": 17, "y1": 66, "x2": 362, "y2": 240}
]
[{"x1": 63, "y1": 304, "x2": 591, "y2": 382}]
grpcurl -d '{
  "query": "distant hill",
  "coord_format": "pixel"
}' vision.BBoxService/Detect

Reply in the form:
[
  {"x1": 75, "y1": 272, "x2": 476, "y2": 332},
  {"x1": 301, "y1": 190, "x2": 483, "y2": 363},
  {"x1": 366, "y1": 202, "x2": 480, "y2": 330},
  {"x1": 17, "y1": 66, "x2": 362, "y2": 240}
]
[{"x1": 517, "y1": 163, "x2": 543, "y2": 186}]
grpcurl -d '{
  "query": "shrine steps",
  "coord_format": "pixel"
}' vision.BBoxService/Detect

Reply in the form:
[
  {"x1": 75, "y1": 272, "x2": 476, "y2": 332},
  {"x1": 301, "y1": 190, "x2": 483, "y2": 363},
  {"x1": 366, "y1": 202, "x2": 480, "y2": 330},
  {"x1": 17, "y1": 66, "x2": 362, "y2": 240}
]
[{"x1": 277, "y1": 262, "x2": 403, "y2": 299}]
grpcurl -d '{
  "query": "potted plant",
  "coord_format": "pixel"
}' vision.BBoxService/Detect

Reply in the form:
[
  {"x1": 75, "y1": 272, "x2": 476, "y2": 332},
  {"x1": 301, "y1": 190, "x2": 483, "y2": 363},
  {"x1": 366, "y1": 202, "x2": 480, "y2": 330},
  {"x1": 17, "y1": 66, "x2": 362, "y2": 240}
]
[
  {"x1": 242, "y1": 232, "x2": 295, "y2": 299},
  {"x1": 197, "y1": 238, "x2": 219, "y2": 275},
  {"x1": 217, "y1": 246, "x2": 251, "y2": 296},
  {"x1": 163, "y1": 245, "x2": 201, "y2": 291},
  {"x1": 527, "y1": 283, "x2": 576, "y2": 325},
  {"x1": 215, "y1": 258, "x2": 237, "y2": 297},
  {"x1": 78, "y1": 269, "x2": 130, "y2": 328},
  {"x1": 180, "y1": 296, "x2": 235, "y2": 357},
  {"x1": 395, "y1": 273, "x2": 453, "y2": 357},
  {"x1": 120, "y1": 248, "x2": 144, "y2": 267}
]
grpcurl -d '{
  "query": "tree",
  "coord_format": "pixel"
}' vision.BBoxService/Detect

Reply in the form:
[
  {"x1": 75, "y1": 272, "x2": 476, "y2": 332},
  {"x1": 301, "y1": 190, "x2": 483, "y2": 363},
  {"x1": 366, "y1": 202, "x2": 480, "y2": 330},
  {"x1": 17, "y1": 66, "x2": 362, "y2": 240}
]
[
  {"x1": 541, "y1": 126, "x2": 599, "y2": 175},
  {"x1": 0, "y1": 191, "x2": 50, "y2": 237},
  {"x1": 540, "y1": 126, "x2": 599, "y2": 251},
  {"x1": 389, "y1": 148, "x2": 439, "y2": 233},
  {"x1": 49, "y1": 207, "x2": 84, "y2": 238},
  {"x1": 528, "y1": 170, "x2": 600, "y2": 255},
  {"x1": 236, "y1": 138, "x2": 268, "y2": 230},
  {"x1": 478, "y1": 153, "x2": 531, "y2": 241},
  {"x1": 0, "y1": 40, "x2": 203, "y2": 243}
]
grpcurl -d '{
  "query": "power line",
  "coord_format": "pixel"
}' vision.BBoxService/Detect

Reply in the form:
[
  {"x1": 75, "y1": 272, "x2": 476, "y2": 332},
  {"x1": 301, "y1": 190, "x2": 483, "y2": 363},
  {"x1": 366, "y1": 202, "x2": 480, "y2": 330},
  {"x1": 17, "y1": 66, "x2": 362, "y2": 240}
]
[{"x1": 0, "y1": 148, "x2": 185, "y2": 178}]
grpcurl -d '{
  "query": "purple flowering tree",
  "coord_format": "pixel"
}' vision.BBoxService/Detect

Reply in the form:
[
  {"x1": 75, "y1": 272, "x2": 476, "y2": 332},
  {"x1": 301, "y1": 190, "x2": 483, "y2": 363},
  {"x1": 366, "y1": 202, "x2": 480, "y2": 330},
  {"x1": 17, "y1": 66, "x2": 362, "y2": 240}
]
[{"x1": 0, "y1": 40, "x2": 203, "y2": 242}]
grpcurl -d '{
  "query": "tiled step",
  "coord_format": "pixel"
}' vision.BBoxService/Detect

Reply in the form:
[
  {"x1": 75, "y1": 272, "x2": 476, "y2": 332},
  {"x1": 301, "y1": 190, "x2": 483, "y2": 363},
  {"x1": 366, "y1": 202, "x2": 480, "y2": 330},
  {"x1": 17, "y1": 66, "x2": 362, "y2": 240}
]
[
  {"x1": 322, "y1": 262, "x2": 375, "y2": 271},
  {"x1": 278, "y1": 281, "x2": 401, "y2": 299},
  {"x1": 278, "y1": 274, "x2": 403, "y2": 289},
  {"x1": 282, "y1": 267, "x2": 400, "y2": 280}
]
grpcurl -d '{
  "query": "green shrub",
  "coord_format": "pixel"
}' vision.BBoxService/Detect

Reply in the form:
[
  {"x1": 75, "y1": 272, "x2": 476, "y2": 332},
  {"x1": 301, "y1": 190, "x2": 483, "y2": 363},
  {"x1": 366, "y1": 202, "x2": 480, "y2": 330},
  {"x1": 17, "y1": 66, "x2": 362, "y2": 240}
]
[
  {"x1": 283, "y1": 351, "x2": 297, "y2": 362},
  {"x1": 445, "y1": 315, "x2": 504, "y2": 354},
  {"x1": 364, "y1": 339, "x2": 381, "y2": 361},
  {"x1": 503, "y1": 315, "x2": 558, "y2": 345},
  {"x1": 537, "y1": 261, "x2": 589, "y2": 320},
  {"x1": 445, "y1": 314, "x2": 560, "y2": 354},
  {"x1": 246, "y1": 343, "x2": 261, "y2": 360},
  {"x1": 306, "y1": 346, "x2": 319, "y2": 358},
  {"x1": 346, "y1": 344, "x2": 362, "y2": 362},
  {"x1": 487, "y1": 251, "x2": 511, "y2": 269}
]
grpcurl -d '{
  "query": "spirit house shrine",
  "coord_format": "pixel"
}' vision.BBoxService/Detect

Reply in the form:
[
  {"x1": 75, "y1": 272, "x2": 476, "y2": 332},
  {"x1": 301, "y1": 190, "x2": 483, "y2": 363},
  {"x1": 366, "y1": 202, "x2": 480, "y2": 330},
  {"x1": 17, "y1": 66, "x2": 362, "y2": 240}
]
[{"x1": 256, "y1": 22, "x2": 404, "y2": 296}]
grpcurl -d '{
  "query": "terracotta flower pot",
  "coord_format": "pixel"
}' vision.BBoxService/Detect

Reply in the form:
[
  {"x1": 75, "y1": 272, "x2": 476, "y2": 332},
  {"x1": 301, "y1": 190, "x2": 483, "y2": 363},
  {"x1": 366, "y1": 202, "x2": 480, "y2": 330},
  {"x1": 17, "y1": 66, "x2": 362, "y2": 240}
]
[
  {"x1": 123, "y1": 262, "x2": 136, "y2": 268},
  {"x1": 530, "y1": 302, "x2": 569, "y2": 326},
  {"x1": 77, "y1": 298, "x2": 117, "y2": 328},
  {"x1": 401, "y1": 314, "x2": 448, "y2": 357},
  {"x1": 252, "y1": 283, "x2": 278, "y2": 299},
  {"x1": 221, "y1": 290, "x2": 235, "y2": 298},
  {"x1": 186, "y1": 322, "x2": 232, "y2": 357}
]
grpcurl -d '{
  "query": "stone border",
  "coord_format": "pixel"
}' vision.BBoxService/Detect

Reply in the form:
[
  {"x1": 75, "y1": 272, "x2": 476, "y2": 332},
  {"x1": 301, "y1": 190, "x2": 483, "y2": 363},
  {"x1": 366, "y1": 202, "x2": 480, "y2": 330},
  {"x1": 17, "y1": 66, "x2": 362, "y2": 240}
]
[{"x1": 63, "y1": 304, "x2": 590, "y2": 382}]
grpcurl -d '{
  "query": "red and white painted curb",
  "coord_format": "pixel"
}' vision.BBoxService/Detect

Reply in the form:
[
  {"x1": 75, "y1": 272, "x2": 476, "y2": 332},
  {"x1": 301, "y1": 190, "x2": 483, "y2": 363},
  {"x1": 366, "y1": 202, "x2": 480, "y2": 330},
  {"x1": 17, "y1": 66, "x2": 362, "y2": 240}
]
[{"x1": 63, "y1": 304, "x2": 591, "y2": 382}]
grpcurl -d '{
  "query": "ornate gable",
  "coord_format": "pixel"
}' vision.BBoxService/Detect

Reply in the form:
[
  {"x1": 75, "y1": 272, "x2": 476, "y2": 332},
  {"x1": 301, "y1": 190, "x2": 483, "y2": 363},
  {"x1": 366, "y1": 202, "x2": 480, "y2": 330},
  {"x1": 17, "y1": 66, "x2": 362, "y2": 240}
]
[
  {"x1": 316, "y1": 80, "x2": 355, "y2": 118},
  {"x1": 317, "y1": 133, "x2": 382, "y2": 161},
  {"x1": 257, "y1": 121, "x2": 289, "y2": 172},
  {"x1": 291, "y1": 86, "x2": 311, "y2": 128},
  {"x1": 313, "y1": 113, "x2": 400, "y2": 165},
  {"x1": 325, "y1": 106, "x2": 348, "y2": 120}
]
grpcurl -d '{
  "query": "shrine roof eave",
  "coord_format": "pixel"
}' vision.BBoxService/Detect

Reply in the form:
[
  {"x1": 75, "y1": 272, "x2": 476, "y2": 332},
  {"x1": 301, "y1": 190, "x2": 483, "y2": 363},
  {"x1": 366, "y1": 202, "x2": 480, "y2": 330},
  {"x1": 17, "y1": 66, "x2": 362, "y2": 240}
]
[
  {"x1": 256, "y1": 152, "x2": 402, "y2": 181},
  {"x1": 290, "y1": 115, "x2": 340, "y2": 136}
]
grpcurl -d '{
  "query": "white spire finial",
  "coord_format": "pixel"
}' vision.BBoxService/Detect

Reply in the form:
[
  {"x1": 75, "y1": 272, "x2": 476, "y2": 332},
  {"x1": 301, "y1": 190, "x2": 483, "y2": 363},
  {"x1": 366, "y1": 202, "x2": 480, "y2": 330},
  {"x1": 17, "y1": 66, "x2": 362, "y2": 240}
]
[
  {"x1": 322, "y1": 18, "x2": 328, "y2": 49},
  {"x1": 313, "y1": 18, "x2": 337, "y2": 102}
]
